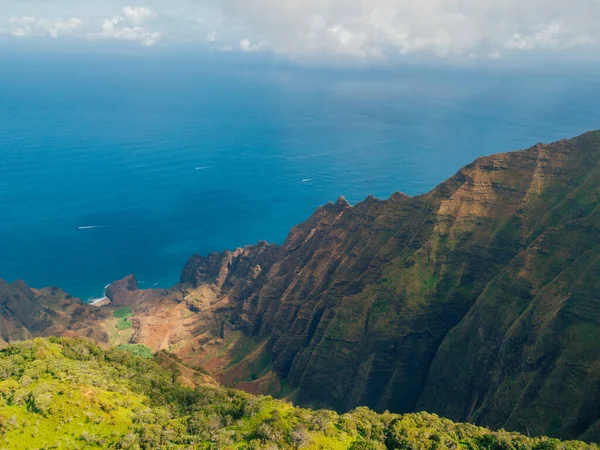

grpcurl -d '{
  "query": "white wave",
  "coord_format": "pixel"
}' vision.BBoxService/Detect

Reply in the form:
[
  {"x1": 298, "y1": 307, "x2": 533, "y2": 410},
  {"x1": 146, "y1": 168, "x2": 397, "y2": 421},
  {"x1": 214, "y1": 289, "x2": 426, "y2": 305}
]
[
  {"x1": 88, "y1": 284, "x2": 111, "y2": 305},
  {"x1": 195, "y1": 166, "x2": 212, "y2": 170},
  {"x1": 153, "y1": 282, "x2": 159, "y2": 287},
  {"x1": 302, "y1": 178, "x2": 315, "y2": 182},
  {"x1": 88, "y1": 296, "x2": 108, "y2": 305},
  {"x1": 78, "y1": 225, "x2": 105, "y2": 230}
]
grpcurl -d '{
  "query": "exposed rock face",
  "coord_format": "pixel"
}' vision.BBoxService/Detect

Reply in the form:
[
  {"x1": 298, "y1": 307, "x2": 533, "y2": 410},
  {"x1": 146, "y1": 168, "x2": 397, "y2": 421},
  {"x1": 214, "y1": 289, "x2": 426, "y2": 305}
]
[
  {"x1": 180, "y1": 241, "x2": 282, "y2": 290},
  {"x1": 106, "y1": 274, "x2": 139, "y2": 301},
  {"x1": 0, "y1": 279, "x2": 109, "y2": 343},
  {"x1": 3, "y1": 130, "x2": 600, "y2": 442},
  {"x1": 418, "y1": 169, "x2": 600, "y2": 440},
  {"x1": 155, "y1": 131, "x2": 600, "y2": 440}
]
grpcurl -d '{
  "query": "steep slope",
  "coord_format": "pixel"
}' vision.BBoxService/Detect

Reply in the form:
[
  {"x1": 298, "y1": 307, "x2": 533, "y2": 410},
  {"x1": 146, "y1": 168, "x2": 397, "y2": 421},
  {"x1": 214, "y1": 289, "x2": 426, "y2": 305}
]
[
  {"x1": 0, "y1": 337, "x2": 593, "y2": 450},
  {"x1": 419, "y1": 182, "x2": 600, "y2": 440},
  {"x1": 0, "y1": 278, "x2": 109, "y2": 344},
  {"x1": 160, "y1": 131, "x2": 600, "y2": 428}
]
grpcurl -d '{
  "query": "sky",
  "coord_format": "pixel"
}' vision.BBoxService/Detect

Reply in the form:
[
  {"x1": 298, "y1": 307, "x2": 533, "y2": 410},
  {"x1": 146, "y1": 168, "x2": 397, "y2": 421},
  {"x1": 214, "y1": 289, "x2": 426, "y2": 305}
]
[{"x1": 1, "y1": 0, "x2": 600, "y2": 63}]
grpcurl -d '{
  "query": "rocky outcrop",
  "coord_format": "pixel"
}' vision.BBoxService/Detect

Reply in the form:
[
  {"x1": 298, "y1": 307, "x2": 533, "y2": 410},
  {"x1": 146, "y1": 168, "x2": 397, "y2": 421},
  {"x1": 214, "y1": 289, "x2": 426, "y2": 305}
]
[
  {"x1": 106, "y1": 274, "x2": 139, "y2": 301},
  {"x1": 180, "y1": 241, "x2": 282, "y2": 290},
  {"x1": 0, "y1": 279, "x2": 110, "y2": 343}
]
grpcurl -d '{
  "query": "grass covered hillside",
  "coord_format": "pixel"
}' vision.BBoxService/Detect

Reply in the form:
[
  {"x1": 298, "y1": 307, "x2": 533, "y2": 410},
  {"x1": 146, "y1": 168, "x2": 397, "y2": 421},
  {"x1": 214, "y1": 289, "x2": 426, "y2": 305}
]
[{"x1": 0, "y1": 338, "x2": 597, "y2": 450}]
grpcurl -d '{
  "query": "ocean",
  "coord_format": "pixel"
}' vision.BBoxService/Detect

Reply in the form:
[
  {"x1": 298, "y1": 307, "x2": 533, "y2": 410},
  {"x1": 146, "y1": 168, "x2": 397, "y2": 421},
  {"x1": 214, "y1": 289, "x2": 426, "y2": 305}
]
[{"x1": 1, "y1": 51, "x2": 600, "y2": 301}]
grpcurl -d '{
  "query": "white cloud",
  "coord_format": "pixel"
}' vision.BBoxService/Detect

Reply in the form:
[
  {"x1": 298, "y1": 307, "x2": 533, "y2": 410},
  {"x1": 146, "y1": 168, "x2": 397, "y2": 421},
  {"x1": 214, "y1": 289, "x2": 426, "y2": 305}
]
[
  {"x1": 505, "y1": 21, "x2": 594, "y2": 50},
  {"x1": 239, "y1": 38, "x2": 267, "y2": 52},
  {"x1": 98, "y1": 6, "x2": 162, "y2": 47},
  {"x1": 220, "y1": 0, "x2": 600, "y2": 60},
  {"x1": 239, "y1": 38, "x2": 251, "y2": 51},
  {"x1": 2, "y1": 6, "x2": 163, "y2": 47},
  {"x1": 6, "y1": 16, "x2": 83, "y2": 38},
  {"x1": 206, "y1": 31, "x2": 219, "y2": 42},
  {"x1": 122, "y1": 6, "x2": 157, "y2": 25}
]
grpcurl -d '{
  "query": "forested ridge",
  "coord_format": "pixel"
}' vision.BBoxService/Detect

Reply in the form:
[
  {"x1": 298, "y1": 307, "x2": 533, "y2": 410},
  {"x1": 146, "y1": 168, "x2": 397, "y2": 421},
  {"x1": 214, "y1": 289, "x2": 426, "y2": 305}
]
[{"x1": 1, "y1": 338, "x2": 594, "y2": 449}]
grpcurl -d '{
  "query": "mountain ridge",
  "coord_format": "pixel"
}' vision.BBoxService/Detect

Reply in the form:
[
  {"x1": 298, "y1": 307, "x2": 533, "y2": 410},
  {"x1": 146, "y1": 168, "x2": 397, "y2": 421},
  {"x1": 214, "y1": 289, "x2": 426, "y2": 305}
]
[{"x1": 2, "y1": 130, "x2": 600, "y2": 442}]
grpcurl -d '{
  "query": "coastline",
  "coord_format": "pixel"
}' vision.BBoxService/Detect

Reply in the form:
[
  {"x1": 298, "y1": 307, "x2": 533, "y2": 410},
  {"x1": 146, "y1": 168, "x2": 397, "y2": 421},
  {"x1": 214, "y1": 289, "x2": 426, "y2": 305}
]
[{"x1": 87, "y1": 284, "x2": 111, "y2": 306}]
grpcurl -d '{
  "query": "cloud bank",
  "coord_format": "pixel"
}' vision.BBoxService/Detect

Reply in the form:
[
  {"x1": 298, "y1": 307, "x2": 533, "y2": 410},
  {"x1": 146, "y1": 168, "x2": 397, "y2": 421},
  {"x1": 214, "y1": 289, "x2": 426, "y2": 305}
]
[
  {"x1": 6, "y1": 16, "x2": 83, "y2": 38},
  {"x1": 1, "y1": 0, "x2": 600, "y2": 61},
  {"x1": 2, "y1": 6, "x2": 163, "y2": 46},
  {"x1": 220, "y1": 0, "x2": 600, "y2": 59}
]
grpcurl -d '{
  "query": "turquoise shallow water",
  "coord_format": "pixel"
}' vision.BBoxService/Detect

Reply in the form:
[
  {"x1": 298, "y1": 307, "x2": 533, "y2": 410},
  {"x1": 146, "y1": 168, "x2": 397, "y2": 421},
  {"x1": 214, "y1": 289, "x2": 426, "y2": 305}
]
[{"x1": 1, "y1": 52, "x2": 600, "y2": 300}]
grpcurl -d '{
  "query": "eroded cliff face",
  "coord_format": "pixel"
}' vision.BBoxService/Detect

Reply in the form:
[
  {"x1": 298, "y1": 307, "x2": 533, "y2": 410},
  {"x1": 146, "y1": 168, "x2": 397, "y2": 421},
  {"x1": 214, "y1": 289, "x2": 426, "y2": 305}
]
[
  {"x1": 162, "y1": 133, "x2": 600, "y2": 424},
  {"x1": 0, "y1": 279, "x2": 109, "y2": 344},
  {"x1": 4, "y1": 131, "x2": 600, "y2": 441},
  {"x1": 418, "y1": 133, "x2": 600, "y2": 440}
]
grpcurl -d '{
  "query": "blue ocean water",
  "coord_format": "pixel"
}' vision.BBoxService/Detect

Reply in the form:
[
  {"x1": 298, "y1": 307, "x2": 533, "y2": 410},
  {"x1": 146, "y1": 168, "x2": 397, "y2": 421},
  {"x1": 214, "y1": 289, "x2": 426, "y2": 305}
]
[{"x1": 1, "y1": 52, "x2": 600, "y2": 300}]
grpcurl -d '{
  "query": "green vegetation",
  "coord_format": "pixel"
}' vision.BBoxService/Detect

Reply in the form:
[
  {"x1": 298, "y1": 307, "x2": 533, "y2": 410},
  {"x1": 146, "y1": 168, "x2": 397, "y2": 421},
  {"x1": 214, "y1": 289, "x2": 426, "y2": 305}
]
[
  {"x1": 113, "y1": 307, "x2": 134, "y2": 330},
  {"x1": 0, "y1": 338, "x2": 596, "y2": 450},
  {"x1": 227, "y1": 333, "x2": 259, "y2": 368},
  {"x1": 116, "y1": 344, "x2": 154, "y2": 359},
  {"x1": 116, "y1": 317, "x2": 133, "y2": 330},
  {"x1": 113, "y1": 307, "x2": 133, "y2": 319}
]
